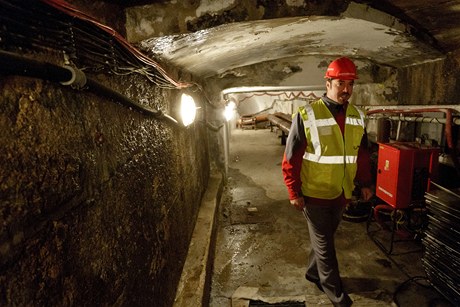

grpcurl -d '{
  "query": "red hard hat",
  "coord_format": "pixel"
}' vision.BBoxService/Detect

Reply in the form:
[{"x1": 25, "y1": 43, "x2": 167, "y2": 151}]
[{"x1": 324, "y1": 57, "x2": 358, "y2": 80}]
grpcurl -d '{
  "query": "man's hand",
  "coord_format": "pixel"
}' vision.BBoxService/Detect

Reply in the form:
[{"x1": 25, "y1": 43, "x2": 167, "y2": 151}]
[
  {"x1": 290, "y1": 197, "x2": 305, "y2": 211},
  {"x1": 361, "y1": 187, "x2": 374, "y2": 201}
]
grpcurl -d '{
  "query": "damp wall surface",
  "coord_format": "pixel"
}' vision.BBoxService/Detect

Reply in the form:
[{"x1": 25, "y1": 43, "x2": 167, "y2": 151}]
[
  {"x1": 397, "y1": 57, "x2": 460, "y2": 105},
  {"x1": 0, "y1": 61, "x2": 211, "y2": 306}
]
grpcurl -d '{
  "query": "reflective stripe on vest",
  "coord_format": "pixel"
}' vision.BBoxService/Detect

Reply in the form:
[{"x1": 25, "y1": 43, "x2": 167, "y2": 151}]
[
  {"x1": 303, "y1": 105, "x2": 321, "y2": 156},
  {"x1": 303, "y1": 152, "x2": 358, "y2": 164},
  {"x1": 346, "y1": 108, "x2": 365, "y2": 128}
]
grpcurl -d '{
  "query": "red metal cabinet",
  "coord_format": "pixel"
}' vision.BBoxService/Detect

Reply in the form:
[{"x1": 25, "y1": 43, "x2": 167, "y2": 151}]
[{"x1": 376, "y1": 142, "x2": 439, "y2": 208}]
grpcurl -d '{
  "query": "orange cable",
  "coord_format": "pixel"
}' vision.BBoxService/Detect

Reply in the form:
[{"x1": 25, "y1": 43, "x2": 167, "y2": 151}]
[{"x1": 41, "y1": 0, "x2": 193, "y2": 89}]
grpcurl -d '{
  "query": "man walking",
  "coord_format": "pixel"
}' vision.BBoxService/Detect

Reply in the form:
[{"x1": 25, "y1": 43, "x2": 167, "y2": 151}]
[{"x1": 282, "y1": 57, "x2": 374, "y2": 306}]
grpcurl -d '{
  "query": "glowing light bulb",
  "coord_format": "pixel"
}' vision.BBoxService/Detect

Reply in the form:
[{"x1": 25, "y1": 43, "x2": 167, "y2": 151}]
[{"x1": 180, "y1": 93, "x2": 196, "y2": 126}]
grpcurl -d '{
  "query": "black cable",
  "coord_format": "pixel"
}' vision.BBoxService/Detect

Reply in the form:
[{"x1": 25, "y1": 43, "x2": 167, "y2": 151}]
[
  {"x1": 0, "y1": 49, "x2": 73, "y2": 82},
  {"x1": 392, "y1": 275, "x2": 453, "y2": 307},
  {"x1": 0, "y1": 50, "x2": 181, "y2": 127},
  {"x1": 393, "y1": 276, "x2": 429, "y2": 307},
  {"x1": 367, "y1": 203, "x2": 456, "y2": 307},
  {"x1": 0, "y1": 0, "x2": 185, "y2": 89},
  {"x1": 85, "y1": 78, "x2": 162, "y2": 118}
]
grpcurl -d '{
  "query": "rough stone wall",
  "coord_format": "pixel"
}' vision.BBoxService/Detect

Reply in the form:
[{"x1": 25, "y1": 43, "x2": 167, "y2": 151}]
[
  {"x1": 67, "y1": 0, "x2": 127, "y2": 36},
  {"x1": 350, "y1": 61, "x2": 399, "y2": 106},
  {"x1": 397, "y1": 55, "x2": 460, "y2": 105},
  {"x1": 0, "y1": 60, "x2": 210, "y2": 306}
]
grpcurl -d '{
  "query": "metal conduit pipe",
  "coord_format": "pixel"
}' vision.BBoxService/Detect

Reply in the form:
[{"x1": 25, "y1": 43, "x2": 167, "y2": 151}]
[
  {"x1": 267, "y1": 114, "x2": 291, "y2": 134},
  {"x1": 274, "y1": 112, "x2": 293, "y2": 123},
  {"x1": 367, "y1": 108, "x2": 456, "y2": 149},
  {"x1": 367, "y1": 115, "x2": 460, "y2": 125},
  {"x1": 361, "y1": 104, "x2": 460, "y2": 113},
  {"x1": 222, "y1": 85, "x2": 323, "y2": 95},
  {"x1": 0, "y1": 50, "x2": 74, "y2": 83},
  {"x1": 253, "y1": 114, "x2": 269, "y2": 122},
  {"x1": 0, "y1": 50, "x2": 180, "y2": 126}
]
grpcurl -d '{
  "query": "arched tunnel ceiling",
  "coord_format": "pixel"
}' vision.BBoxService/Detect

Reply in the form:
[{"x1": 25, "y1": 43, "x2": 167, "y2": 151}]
[
  {"x1": 139, "y1": 3, "x2": 444, "y2": 80},
  {"x1": 103, "y1": 0, "x2": 460, "y2": 89}
]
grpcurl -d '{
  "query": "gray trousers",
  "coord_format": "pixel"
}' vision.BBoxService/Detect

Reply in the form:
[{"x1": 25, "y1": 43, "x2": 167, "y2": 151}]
[{"x1": 303, "y1": 202, "x2": 352, "y2": 307}]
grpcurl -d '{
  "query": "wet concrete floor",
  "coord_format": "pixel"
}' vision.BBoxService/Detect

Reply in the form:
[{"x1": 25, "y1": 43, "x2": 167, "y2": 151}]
[{"x1": 209, "y1": 128, "x2": 453, "y2": 307}]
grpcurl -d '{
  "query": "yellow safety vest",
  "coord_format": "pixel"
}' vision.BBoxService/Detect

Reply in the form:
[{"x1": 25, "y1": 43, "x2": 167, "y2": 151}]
[{"x1": 299, "y1": 99, "x2": 365, "y2": 199}]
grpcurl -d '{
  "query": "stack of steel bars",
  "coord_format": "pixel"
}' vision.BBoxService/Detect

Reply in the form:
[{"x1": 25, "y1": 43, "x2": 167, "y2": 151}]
[{"x1": 423, "y1": 184, "x2": 460, "y2": 306}]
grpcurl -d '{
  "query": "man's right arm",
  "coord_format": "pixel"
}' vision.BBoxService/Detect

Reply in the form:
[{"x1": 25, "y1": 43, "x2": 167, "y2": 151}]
[{"x1": 282, "y1": 112, "x2": 307, "y2": 202}]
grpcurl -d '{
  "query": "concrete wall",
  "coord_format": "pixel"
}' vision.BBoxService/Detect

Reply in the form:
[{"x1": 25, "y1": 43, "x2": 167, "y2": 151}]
[
  {"x1": 397, "y1": 56, "x2": 460, "y2": 105},
  {"x1": 0, "y1": 57, "x2": 210, "y2": 306},
  {"x1": 64, "y1": 0, "x2": 127, "y2": 36}
]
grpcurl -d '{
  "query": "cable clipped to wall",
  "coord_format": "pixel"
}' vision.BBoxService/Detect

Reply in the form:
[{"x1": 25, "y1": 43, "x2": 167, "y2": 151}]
[
  {"x1": 0, "y1": 0, "x2": 192, "y2": 89},
  {"x1": 0, "y1": 49, "x2": 181, "y2": 126}
]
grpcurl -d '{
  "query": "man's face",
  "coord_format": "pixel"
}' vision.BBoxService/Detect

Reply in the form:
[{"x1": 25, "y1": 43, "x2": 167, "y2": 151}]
[{"x1": 326, "y1": 79, "x2": 354, "y2": 104}]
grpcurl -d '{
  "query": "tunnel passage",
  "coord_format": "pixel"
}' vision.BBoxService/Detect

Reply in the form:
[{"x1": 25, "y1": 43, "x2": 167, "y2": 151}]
[
  {"x1": 0, "y1": 1, "x2": 211, "y2": 306},
  {"x1": 2, "y1": 0, "x2": 460, "y2": 306}
]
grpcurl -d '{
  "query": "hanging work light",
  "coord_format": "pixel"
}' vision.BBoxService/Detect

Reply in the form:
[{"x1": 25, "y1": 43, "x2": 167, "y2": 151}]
[{"x1": 180, "y1": 93, "x2": 197, "y2": 126}]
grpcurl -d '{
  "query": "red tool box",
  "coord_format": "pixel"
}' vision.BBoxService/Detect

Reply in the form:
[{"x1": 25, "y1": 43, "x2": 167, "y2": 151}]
[{"x1": 376, "y1": 142, "x2": 439, "y2": 208}]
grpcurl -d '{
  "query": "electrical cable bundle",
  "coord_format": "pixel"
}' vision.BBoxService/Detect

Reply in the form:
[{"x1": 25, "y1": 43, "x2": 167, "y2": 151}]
[{"x1": 0, "y1": 0, "x2": 192, "y2": 89}]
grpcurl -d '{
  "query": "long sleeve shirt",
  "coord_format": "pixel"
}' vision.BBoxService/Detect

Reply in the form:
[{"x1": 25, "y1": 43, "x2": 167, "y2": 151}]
[{"x1": 282, "y1": 96, "x2": 373, "y2": 205}]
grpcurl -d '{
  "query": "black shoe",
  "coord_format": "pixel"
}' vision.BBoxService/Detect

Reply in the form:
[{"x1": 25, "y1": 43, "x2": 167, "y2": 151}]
[{"x1": 305, "y1": 274, "x2": 324, "y2": 292}]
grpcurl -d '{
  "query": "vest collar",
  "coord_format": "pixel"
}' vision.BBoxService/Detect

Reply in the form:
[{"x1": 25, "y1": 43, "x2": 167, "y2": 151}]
[{"x1": 321, "y1": 95, "x2": 348, "y2": 115}]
